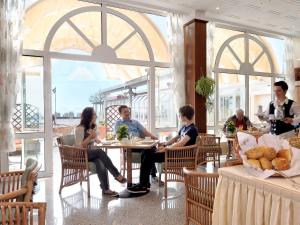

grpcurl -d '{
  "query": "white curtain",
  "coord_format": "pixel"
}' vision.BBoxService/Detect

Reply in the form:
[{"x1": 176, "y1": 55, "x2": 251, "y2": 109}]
[
  {"x1": 207, "y1": 22, "x2": 216, "y2": 78},
  {"x1": 284, "y1": 37, "x2": 295, "y2": 99},
  {"x1": 0, "y1": 0, "x2": 25, "y2": 154},
  {"x1": 168, "y1": 13, "x2": 185, "y2": 114}
]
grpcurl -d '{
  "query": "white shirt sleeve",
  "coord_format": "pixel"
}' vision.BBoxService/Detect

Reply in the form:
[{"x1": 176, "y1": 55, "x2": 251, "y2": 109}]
[
  {"x1": 75, "y1": 126, "x2": 84, "y2": 147},
  {"x1": 291, "y1": 102, "x2": 300, "y2": 125}
]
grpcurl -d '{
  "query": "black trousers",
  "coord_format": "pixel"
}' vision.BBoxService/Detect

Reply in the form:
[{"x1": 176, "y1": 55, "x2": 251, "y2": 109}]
[{"x1": 133, "y1": 147, "x2": 164, "y2": 187}]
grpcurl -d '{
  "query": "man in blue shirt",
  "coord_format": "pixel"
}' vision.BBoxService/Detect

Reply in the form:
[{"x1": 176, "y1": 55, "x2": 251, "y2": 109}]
[
  {"x1": 114, "y1": 105, "x2": 159, "y2": 187},
  {"x1": 116, "y1": 105, "x2": 198, "y2": 193}
]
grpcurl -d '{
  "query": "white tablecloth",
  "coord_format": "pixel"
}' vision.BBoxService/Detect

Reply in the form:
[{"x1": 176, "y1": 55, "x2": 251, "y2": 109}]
[{"x1": 212, "y1": 165, "x2": 300, "y2": 225}]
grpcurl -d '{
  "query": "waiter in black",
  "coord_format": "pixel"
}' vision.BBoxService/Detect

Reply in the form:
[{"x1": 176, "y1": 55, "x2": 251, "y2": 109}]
[{"x1": 260, "y1": 81, "x2": 300, "y2": 135}]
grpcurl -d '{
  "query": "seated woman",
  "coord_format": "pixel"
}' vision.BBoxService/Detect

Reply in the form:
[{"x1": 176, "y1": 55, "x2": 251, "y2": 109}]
[{"x1": 75, "y1": 107, "x2": 126, "y2": 195}]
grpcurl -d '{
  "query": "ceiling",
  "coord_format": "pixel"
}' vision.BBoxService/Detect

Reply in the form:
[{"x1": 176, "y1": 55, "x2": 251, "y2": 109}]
[{"x1": 118, "y1": 0, "x2": 300, "y2": 37}]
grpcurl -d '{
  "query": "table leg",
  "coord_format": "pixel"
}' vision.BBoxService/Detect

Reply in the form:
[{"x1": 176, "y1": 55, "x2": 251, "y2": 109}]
[
  {"x1": 126, "y1": 148, "x2": 132, "y2": 187},
  {"x1": 227, "y1": 140, "x2": 233, "y2": 159}
]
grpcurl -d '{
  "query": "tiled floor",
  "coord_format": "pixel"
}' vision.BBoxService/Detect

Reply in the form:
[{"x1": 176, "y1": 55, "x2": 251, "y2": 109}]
[{"x1": 33, "y1": 148, "x2": 186, "y2": 225}]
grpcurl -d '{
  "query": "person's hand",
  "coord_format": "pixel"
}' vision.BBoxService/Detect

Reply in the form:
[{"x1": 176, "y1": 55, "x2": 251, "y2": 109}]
[
  {"x1": 158, "y1": 142, "x2": 167, "y2": 147},
  {"x1": 284, "y1": 117, "x2": 293, "y2": 124},
  {"x1": 87, "y1": 129, "x2": 97, "y2": 139},
  {"x1": 156, "y1": 146, "x2": 165, "y2": 153}
]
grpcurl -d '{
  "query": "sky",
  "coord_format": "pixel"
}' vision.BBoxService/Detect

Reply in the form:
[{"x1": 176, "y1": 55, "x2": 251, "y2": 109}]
[{"x1": 51, "y1": 59, "x2": 123, "y2": 115}]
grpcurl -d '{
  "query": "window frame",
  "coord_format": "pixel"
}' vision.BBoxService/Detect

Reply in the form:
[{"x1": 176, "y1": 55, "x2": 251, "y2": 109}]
[
  {"x1": 21, "y1": 2, "x2": 173, "y2": 176},
  {"x1": 212, "y1": 24, "x2": 285, "y2": 134}
]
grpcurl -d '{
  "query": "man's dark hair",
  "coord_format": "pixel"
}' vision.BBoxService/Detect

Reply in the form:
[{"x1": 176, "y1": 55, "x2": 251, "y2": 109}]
[
  {"x1": 274, "y1": 81, "x2": 288, "y2": 92},
  {"x1": 118, "y1": 105, "x2": 128, "y2": 113},
  {"x1": 179, "y1": 105, "x2": 195, "y2": 120}
]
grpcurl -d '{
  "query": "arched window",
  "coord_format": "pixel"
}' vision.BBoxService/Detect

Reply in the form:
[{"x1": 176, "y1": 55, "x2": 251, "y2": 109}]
[
  {"x1": 212, "y1": 27, "x2": 284, "y2": 131},
  {"x1": 17, "y1": 0, "x2": 175, "y2": 175}
]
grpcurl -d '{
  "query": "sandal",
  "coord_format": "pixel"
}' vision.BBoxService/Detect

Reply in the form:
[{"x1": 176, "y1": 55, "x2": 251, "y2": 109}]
[
  {"x1": 103, "y1": 189, "x2": 118, "y2": 196},
  {"x1": 115, "y1": 175, "x2": 127, "y2": 184}
]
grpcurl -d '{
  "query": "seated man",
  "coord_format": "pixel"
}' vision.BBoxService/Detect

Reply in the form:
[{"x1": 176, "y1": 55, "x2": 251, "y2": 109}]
[
  {"x1": 127, "y1": 104, "x2": 198, "y2": 193},
  {"x1": 223, "y1": 109, "x2": 252, "y2": 132},
  {"x1": 114, "y1": 105, "x2": 160, "y2": 183}
]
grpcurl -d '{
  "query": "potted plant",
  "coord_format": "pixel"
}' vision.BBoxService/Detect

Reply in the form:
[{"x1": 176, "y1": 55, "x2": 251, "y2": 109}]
[
  {"x1": 116, "y1": 125, "x2": 129, "y2": 143},
  {"x1": 226, "y1": 120, "x2": 236, "y2": 134},
  {"x1": 195, "y1": 76, "x2": 215, "y2": 109}
]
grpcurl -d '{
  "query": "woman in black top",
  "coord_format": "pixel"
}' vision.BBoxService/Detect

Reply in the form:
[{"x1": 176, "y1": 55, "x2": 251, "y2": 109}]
[{"x1": 75, "y1": 107, "x2": 126, "y2": 195}]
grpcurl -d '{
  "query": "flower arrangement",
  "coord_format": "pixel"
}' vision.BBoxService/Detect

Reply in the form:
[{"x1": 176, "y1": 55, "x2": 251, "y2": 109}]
[
  {"x1": 226, "y1": 120, "x2": 236, "y2": 134},
  {"x1": 116, "y1": 125, "x2": 129, "y2": 141}
]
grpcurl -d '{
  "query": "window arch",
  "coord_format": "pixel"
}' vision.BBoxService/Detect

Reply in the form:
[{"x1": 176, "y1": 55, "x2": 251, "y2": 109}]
[
  {"x1": 20, "y1": 1, "x2": 175, "y2": 175},
  {"x1": 214, "y1": 33, "x2": 275, "y2": 75},
  {"x1": 212, "y1": 27, "x2": 284, "y2": 132},
  {"x1": 44, "y1": 6, "x2": 155, "y2": 64}
]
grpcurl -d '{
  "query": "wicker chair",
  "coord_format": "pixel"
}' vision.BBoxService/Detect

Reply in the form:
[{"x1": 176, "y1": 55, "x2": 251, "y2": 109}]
[
  {"x1": 196, "y1": 136, "x2": 222, "y2": 167},
  {"x1": 0, "y1": 158, "x2": 40, "y2": 203},
  {"x1": 0, "y1": 202, "x2": 46, "y2": 225},
  {"x1": 57, "y1": 135, "x2": 97, "y2": 198},
  {"x1": 183, "y1": 168, "x2": 219, "y2": 225},
  {"x1": 160, "y1": 144, "x2": 198, "y2": 198},
  {"x1": 105, "y1": 105, "x2": 141, "y2": 177}
]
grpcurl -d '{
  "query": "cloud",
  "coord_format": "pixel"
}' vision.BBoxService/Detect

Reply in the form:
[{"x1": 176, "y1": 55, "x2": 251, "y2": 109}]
[{"x1": 67, "y1": 67, "x2": 98, "y2": 81}]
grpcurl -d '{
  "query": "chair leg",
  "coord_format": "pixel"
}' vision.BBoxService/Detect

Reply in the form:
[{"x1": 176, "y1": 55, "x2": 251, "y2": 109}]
[
  {"x1": 213, "y1": 154, "x2": 216, "y2": 167},
  {"x1": 59, "y1": 167, "x2": 64, "y2": 194},
  {"x1": 185, "y1": 218, "x2": 189, "y2": 225},
  {"x1": 164, "y1": 172, "x2": 167, "y2": 198},
  {"x1": 158, "y1": 172, "x2": 162, "y2": 187},
  {"x1": 80, "y1": 170, "x2": 83, "y2": 185},
  {"x1": 122, "y1": 150, "x2": 126, "y2": 177},
  {"x1": 87, "y1": 174, "x2": 91, "y2": 198}
]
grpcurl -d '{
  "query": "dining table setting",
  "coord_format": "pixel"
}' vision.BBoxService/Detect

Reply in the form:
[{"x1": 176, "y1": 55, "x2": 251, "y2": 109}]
[{"x1": 92, "y1": 137, "x2": 160, "y2": 198}]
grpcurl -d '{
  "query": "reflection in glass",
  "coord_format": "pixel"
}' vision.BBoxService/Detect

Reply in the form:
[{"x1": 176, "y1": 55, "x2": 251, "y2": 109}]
[
  {"x1": 13, "y1": 56, "x2": 44, "y2": 133},
  {"x1": 249, "y1": 76, "x2": 271, "y2": 124},
  {"x1": 9, "y1": 138, "x2": 45, "y2": 171},
  {"x1": 155, "y1": 68, "x2": 177, "y2": 128},
  {"x1": 218, "y1": 74, "x2": 245, "y2": 125}
]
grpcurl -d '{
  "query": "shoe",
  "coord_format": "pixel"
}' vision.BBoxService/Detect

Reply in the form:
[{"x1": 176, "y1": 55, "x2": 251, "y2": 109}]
[
  {"x1": 127, "y1": 184, "x2": 148, "y2": 193},
  {"x1": 115, "y1": 175, "x2": 127, "y2": 184},
  {"x1": 102, "y1": 189, "x2": 118, "y2": 196},
  {"x1": 151, "y1": 176, "x2": 159, "y2": 183}
]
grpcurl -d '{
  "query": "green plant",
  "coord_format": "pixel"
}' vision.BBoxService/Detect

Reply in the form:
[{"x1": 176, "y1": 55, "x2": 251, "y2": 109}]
[
  {"x1": 116, "y1": 125, "x2": 129, "y2": 141},
  {"x1": 195, "y1": 76, "x2": 215, "y2": 109},
  {"x1": 226, "y1": 120, "x2": 236, "y2": 133}
]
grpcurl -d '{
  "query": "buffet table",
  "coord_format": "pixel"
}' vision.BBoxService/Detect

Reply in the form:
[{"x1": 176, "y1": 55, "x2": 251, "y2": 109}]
[{"x1": 212, "y1": 165, "x2": 300, "y2": 225}]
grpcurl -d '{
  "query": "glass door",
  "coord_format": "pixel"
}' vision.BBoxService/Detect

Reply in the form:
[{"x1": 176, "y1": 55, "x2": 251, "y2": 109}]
[{"x1": 11, "y1": 56, "x2": 49, "y2": 176}]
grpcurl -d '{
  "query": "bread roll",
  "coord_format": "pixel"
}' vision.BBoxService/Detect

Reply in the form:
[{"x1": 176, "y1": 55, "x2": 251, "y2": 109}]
[
  {"x1": 259, "y1": 157, "x2": 272, "y2": 170},
  {"x1": 263, "y1": 147, "x2": 277, "y2": 160},
  {"x1": 272, "y1": 157, "x2": 290, "y2": 171},
  {"x1": 247, "y1": 159, "x2": 262, "y2": 169},
  {"x1": 277, "y1": 149, "x2": 292, "y2": 161},
  {"x1": 245, "y1": 147, "x2": 264, "y2": 159}
]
